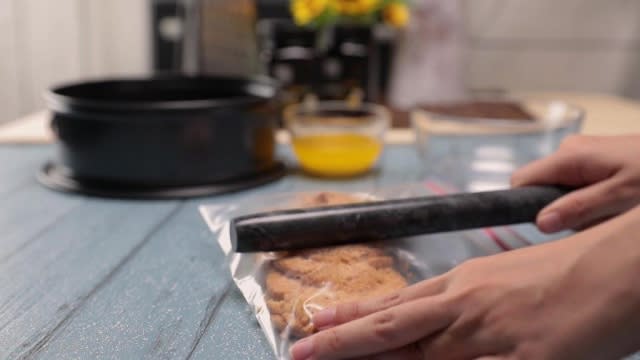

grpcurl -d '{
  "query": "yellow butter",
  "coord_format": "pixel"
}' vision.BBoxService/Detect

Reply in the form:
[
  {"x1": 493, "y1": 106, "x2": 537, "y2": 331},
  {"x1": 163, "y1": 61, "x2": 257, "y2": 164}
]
[{"x1": 292, "y1": 133, "x2": 382, "y2": 177}]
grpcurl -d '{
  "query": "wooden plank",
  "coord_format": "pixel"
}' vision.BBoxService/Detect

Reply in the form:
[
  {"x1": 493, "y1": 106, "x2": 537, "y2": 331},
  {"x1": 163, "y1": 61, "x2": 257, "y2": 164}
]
[
  {"x1": 24, "y1": 202, "x2": 229, "y2": 359},
  {"x1": 0, "y1": 144, "x2": 618, "y2": 359},
  {"x1": 187, "y1": 289, "x2": 274, "y2": 360},
  {"x1": 0, "y1": 145, "x2": 50, "y2": 169},
  {"x1": 0, "y1": 183, "x2": 83, "y2": 264},
  {"x1": 0, "y1": 145, "x2": 51, "y2": 197},
  {"x1": 0, "y1": 198, "x2": 180, "y2": 358},
  {"x1": 18, "y1": 178, "x2": 294, "y2": 359},
  {"x1": 514, "y1": 92, "x2": 640, "y2": 136},
  {"x1": 1, "y1": 141, "x2": 639, "y2": 359}
]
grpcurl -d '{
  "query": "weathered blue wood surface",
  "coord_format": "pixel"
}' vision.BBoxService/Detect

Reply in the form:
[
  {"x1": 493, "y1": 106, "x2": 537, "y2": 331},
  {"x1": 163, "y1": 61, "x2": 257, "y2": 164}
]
[
  {"x1": 0, "y1": 144, "x2": 423, "y2": 360},
  {"x1": 0, "y1": 144, "x2": 636, "y2": 360}
]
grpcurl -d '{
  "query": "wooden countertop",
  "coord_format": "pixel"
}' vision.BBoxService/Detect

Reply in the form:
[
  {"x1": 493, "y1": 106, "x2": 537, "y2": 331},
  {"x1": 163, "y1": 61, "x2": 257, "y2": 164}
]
[
  {"x1": 1, "y1": 92, "x2": 639, "y2": 144},
  {"x1": 513, "y1": 91, "x2": 640, "y2": 136},
  {"x1": 0, "y1": 143, "x2": 568, "y2": 359},
  {"x1": 2, "y1": 92, "x2": 640, "y2": 359}
]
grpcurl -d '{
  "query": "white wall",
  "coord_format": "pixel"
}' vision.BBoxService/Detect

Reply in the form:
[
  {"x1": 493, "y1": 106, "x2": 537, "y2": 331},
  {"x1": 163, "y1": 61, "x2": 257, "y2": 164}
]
[
  {"x1": 0, "y1": 0, "x2": 151, "y2": 123},
  {"x1": 1, "y1": 0, "x2": 640, "y2": 124},
  {"x1": 465, "y1": 0, "x2": 640, "y2": 96},
  {"x1": 0, "y1": 0, "x2": 20, "y2": 124}
]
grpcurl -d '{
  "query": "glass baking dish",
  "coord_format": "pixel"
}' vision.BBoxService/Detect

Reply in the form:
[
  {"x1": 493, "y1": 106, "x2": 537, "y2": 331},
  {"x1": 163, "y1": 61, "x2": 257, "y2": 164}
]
[{"x1": 411, "y1": 99, "x2": 584, "y2": 192}]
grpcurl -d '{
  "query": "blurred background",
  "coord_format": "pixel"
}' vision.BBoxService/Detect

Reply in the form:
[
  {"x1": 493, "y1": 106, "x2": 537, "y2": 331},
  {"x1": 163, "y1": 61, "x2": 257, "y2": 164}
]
[{"x1": 1, "y1": 0, "x2": 640, "y2": 124}]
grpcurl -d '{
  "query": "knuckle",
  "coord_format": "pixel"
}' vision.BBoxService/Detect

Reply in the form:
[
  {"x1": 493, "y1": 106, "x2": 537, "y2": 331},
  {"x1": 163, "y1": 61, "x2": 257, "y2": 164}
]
[
  {"x1": 336, "y1": 302, "x2": 360, "y2": 323},
  {"x1": 564, "y1": 195, "x2": 589, "y2": 219},
  {"x1": 417, "y1": 332, "x2": 453, "y2": 358},
  {"x1": 610, "y1": 182, "x2": 640, "y2": 203},
  {"x1": 512, "y1": 343, "x2": 541, "y2": 360},
  {"x1": 447, "y1": 314, "x2": 481, "y2": 339},
  {"x1": 514, "y1": 340, "x2": 565, "y2": 360},
  {"x1": 608, "y1": 184, "x2": 627, "y2": 202},
  {"x1": 378, "y1": 291, "x2": 403, "y2": 309},
  {"x1": 453, "y1": 258, "x2": 483, "y2": 278},
  {"x1": 372, "y1": 310, "x2": 400, "y2": 344},
  {"x1": 324, "y1": 328, "x2": 343, "y2": 353},
  {"x1": 483, "y1": 308, "x2": 512, "y2": 332},
  {"x1": 418, "y1": 274, "x2": 447, "y2": 294},
  {"x1": 446, "y1": 285, "x2": 480, "y2": 310}
]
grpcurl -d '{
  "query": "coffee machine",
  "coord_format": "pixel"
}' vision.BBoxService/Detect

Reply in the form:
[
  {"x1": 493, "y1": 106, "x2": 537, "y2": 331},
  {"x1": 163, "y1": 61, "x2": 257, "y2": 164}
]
[
  {"x1": 152, "y1": 0, "x2": 261, "y2": 76},
  {"x1": 151, "y1": 0, "x2": 395, "y2": 102}
]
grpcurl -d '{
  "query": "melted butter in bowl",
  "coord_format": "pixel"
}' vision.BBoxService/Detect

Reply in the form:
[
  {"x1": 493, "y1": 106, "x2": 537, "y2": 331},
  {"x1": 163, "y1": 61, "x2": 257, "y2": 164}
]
[
  {"x1": 292, "y1": 133, "x2": 383, "y2": 177},
  {"x1": 284, "y1": 102, "x2": 390, "y2": 177}
]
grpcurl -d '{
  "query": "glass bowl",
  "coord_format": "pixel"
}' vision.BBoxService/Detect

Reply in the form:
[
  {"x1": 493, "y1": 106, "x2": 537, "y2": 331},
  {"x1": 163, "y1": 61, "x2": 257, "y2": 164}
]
[
  {"x1": 411, "y1": 99, "x2": 584, "y2": 192},
  {"x1": 284, "y1": 101, "x2": 390, "y2": 177}
]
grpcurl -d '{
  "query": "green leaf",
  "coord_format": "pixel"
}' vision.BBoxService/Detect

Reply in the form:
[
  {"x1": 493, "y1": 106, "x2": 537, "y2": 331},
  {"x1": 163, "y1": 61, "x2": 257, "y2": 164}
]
[{"x1": 310, "y1": 5, "x2": 339, "y2": 28}]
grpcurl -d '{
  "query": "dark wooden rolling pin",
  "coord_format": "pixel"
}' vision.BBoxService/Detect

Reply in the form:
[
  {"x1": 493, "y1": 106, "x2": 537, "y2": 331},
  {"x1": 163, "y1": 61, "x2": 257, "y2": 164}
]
[{"x1": 232, "y1": 186, "x2": 571, "y2": 252}]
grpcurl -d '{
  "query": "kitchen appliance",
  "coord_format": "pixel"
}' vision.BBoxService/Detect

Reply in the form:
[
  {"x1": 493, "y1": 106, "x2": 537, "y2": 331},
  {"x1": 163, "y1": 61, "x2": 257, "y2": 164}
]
[
  {"x1": 151, "y1": 0, "x2": 396, "y2": 101},
  {"x1": 153, "y1": 0, "x2": 263, "y2": 76}
]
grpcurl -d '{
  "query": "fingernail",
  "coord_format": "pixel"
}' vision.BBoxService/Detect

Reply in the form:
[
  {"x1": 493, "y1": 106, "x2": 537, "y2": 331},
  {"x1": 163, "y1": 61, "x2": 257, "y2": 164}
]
[
  {"x1": 290, "y1": 338, "x2": 314, "y2": 360},
  {"x1": 538, "y1": 212, "x2": 563, "y2": 233},
  {"x1": 312, "y1": 308, "x2": 336, "y2": 329}
]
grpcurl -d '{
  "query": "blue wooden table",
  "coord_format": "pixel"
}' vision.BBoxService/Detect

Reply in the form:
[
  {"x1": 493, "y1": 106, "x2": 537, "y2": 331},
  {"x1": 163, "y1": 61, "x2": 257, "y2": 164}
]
[
  {"x1": 3, "y1": 143, "x2": 636, "y2": 360},
  {"x1": 0, "y1": 143, "x2": 435, "y2": 359}
]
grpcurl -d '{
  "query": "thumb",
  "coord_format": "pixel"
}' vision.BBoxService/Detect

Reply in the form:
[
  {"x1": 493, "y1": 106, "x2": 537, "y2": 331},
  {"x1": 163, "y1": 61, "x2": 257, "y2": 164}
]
[{"x1": 536, "y1": 179, "x2": 629, "y2": 233}]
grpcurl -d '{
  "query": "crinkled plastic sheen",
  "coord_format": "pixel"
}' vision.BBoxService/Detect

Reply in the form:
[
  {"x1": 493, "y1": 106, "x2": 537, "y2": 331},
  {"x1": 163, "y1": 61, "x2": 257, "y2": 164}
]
[{"x1": 199, "y1": 184, "x2": 507, "y2": 359}]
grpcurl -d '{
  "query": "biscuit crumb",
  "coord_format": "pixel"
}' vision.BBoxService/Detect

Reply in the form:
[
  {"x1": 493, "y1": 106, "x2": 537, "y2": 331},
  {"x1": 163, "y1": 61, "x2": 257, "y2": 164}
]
[{"x1": 265, "y1": 192, "x2": 408, "y2": 338}]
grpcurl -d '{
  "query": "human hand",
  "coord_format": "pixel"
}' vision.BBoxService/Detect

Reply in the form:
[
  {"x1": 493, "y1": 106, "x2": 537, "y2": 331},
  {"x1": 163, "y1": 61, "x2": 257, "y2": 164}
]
[
  {"x1": 290, "y1": 206, "x2": 640, "y2": 360},
  {"x1": 511, "y1": 135, "x2": 640, "y2": 233}
]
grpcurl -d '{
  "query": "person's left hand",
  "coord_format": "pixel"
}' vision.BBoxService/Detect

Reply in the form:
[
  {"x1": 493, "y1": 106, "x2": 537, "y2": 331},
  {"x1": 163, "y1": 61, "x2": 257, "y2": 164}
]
[{"x1": 289, "y1": 206, "x2": 640, "y2": 360}]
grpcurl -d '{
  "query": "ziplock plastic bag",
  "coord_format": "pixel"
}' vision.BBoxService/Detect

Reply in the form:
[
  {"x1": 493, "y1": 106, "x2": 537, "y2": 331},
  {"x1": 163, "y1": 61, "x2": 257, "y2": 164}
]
[{"x1": 199, "y1": 183, "x2": 528, "y2": 359}]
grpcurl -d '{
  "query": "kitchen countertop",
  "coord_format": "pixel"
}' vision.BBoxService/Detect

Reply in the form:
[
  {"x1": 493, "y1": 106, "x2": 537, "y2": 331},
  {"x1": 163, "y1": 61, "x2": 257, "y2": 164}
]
[
  {"x1": 1, "y1": 92, "x2": 640, "y2": 359},
  {"x1": 0, "y1": 143, "x2": 432, "y2": 359},
  {"x1": 1, "y1": 92, "x2": 640, "y2": 144},
  {"x1": 511, "y1": 91, "x2": 640, "y2": 135},
  {"x1": 2, "y1": 143, "x2": 639, "y2": 360}
]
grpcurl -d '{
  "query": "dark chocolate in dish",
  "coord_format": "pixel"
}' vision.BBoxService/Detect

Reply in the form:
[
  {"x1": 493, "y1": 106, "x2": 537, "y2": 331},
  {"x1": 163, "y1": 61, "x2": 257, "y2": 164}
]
[{"x1": 420, "y1": 101, "x2": 535, "y2": 121}]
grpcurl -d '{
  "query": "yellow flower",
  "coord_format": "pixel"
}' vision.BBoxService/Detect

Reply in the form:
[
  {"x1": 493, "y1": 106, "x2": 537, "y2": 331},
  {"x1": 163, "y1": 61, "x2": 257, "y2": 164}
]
[
  {"x1": 384, "y1": 2, "x2": 409, "y2": 27},
  {"x1": 291, "y1": 0, "x2": 329, "y2": 25},
  {"x1": 332, "y1": 0, "x2": 380, "y2": 16}
]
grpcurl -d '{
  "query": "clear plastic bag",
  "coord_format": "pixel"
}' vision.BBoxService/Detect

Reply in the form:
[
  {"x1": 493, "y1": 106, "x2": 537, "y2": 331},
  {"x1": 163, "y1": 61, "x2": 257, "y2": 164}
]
[{"x1": 199, "y1": 182, "x2": 529, "y2": 359}]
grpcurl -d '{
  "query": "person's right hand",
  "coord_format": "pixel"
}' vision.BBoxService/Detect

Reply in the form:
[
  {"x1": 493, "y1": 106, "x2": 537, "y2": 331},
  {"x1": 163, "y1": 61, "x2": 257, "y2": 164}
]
[{"x1": 511, "y1": 135, "x2": 640, "y2": 233}]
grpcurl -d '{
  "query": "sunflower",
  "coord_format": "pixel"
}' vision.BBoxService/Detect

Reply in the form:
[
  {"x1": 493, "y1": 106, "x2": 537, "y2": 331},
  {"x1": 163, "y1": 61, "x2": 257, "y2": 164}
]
[
  {"x1": 383, "y1": 2, "x2": 409, "y2": 27},
  {"x1": 289, "y1": 0, "x2": 410, "y2": 27},
  {"x1": 331, "y1": 0, "x2": 380, "y2": 16},
  {"x1": 291, "y1": 0, "x2": 330, "y2": 26}
]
